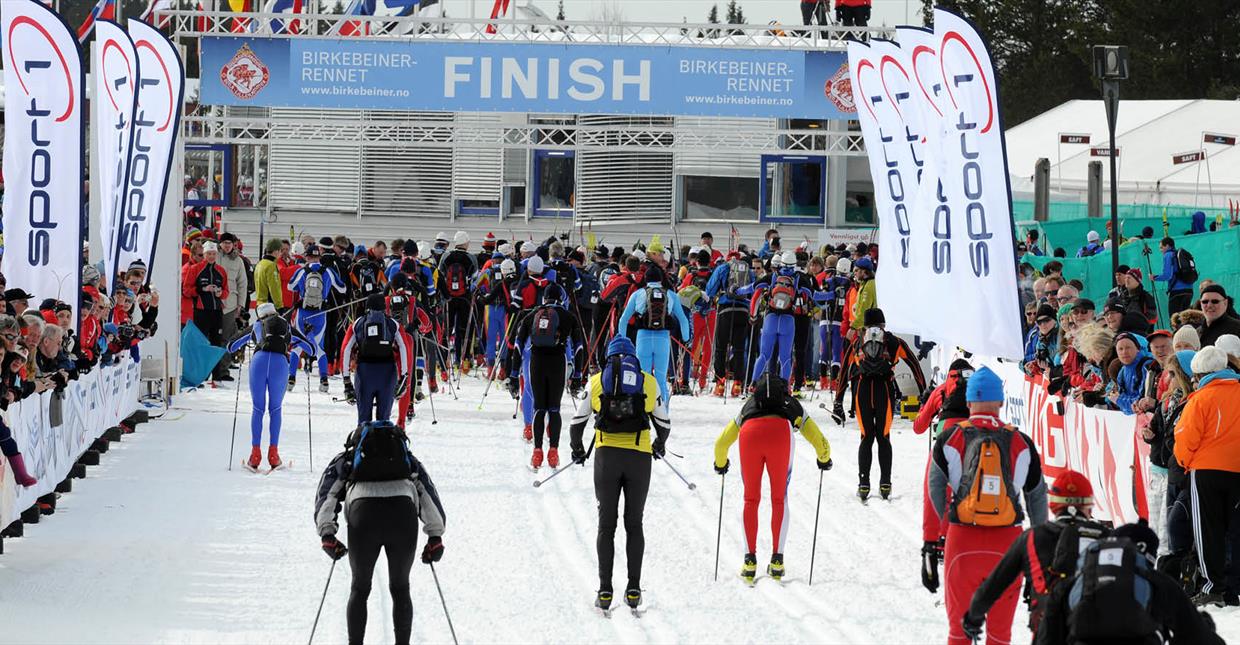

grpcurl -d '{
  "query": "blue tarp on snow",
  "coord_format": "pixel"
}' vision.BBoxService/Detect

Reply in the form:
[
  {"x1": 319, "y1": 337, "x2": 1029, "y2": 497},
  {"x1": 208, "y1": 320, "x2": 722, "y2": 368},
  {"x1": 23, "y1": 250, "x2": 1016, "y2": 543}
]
[{"x1": 180, "y1": 321, "x2": 226, "y2": 389}]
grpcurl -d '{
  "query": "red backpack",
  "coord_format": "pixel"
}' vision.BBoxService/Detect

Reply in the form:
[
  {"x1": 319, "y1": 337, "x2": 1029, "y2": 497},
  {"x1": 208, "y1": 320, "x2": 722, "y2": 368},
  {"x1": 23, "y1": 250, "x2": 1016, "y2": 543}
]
[
  {"x1": 768, "y1": 275, "x2": 796, "y2": 314},
  {"x1": 445, "y1": 263, "x2": 469, "y2": 298}
]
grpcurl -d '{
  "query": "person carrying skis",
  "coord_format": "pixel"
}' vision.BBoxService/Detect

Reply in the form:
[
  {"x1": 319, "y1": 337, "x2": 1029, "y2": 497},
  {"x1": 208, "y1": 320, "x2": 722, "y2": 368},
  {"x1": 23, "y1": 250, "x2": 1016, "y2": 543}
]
[
  {"x1": 746, "y1": 251, "x2": 812, "y2": 385},
  {"x1": 315, "y1": 420, "x2": 447, "y2": 645},
  {"x1": 928, "y1": 366, "x2": 1048, "y2": 645},
  {"x1": 437, "y1": 231, "x2": 479, "y2": 375},
  {"x1": 832, "y1": 308, "x2": 925, "y2": 501},
  {"x1": 957, "y1": 470, "x2": 1108, "y2": 640},
  {"x1": 287, "y1": 245, "x2": 346, "y2": 393},
  {"x1": 568, "y1": 336, "x2": 671, "y2": 614},
  {"x1": 515, "y1": 283, "x2": 587, "y2": 470},
  {"x1": 341, "y1": 294, "x2": 412, "y2": 426},
  {"x1": 1034, "y1": 521, "x2": 1223, "y2": 645},
  {"x1": 706, "y1": 250, "x2": 755, "y2": 398},
  {"x1": 617, "y1": 265, "x2": 691, "y2": 407},
  {"x1": 227, "y1": 302, "x2": 318, "y2": 471},
  {"x1": 712, "y1": 371, "x2": 833, "y2": 585}
]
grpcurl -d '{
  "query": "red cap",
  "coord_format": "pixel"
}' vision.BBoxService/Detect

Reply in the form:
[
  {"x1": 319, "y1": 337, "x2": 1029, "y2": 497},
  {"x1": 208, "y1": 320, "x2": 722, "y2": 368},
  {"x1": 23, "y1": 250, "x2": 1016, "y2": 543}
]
[
  {"x1": 1126, "y1": 267, "x2": 1143, "y2": 282},
  {"x1": 1048, "y1": 470, "x2": 1093, "y2": 514}
]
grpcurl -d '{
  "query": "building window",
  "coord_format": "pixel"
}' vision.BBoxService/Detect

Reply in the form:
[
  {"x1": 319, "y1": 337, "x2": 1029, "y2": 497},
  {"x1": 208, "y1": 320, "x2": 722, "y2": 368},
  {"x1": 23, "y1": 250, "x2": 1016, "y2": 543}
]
[{"x1": 682, "y1": 175, "x2": 759, "y2": 220}]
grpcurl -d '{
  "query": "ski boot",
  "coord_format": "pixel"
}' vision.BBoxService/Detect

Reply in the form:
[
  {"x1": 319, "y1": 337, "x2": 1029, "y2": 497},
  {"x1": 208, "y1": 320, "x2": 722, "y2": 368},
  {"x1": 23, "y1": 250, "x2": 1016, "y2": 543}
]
[
  {"x1": 440, "y1": 369, "x2": 451, "y2": 383},
  {"x1": 741, "y1": 553, "x2": 757, "y2": 586},
  {"x1": 523, "y1": 424, "x2": 533, "y2": 442},
  {"x1": 767, "y1": 553, "x2": 785, "y2": 581},
  {"x1": 531, "y1": 448, "x2": 544, "y2": 470},
  {"x1": 857, "y1": 485, "x2": 871, "y2": 502},
  {"x1": 415, "y1": 389, "x2": 425, "y2": 402},
  {"x1": 792, "y1": 389, "x2": 803, "y2": 399},
  {"x1": 268, "y1": 446, "x2": 283, "y2": 469},
  {"x1": 429, "y1": 377, "x2": 439, "y2": 394},
  {"x1": 287, "y1": 377, "x2": 296, "y2": 393},
  {"x1": 596, "y1": 590, "x2": 614, "y2": 612},
  {"x1": 713, "y1": 378, "x2": 726, "y2": 397},
  {"x1": 819, "y1": 375, "x2": 832, "y2": 391},
  {"x1": 624, "y1": 588, "x2": 642, "y2": 609},
  {"x1": 247, "y1": 446, "x2": 263, "y2": 471},
  {"x1": 319, "y1": 377, "x2": 329, "y2": 393},
  {"x1": 730, "y1": 380, "x2": 743, "y2": 398},
  {"x1": 460, "y1": 358, "x2": 472, "y2": 376},
  {"x1": 880, "y1": 484, "x2": 892, "y2": 500},
  {"x1": 547, "y1": 448, "x2": 560, "y2": 468}
]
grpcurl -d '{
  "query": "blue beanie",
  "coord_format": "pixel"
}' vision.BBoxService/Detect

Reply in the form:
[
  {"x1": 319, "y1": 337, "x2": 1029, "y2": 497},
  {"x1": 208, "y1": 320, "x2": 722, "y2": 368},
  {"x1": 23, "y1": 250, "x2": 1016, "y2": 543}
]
[
  {"x1": 966, "y1": 366, "x2": 1004, "y2": 403},
  {"x1": 1175, "y1": 350, "x2": 1196, "y2": 378},
  {"x1": 607, "y1": 336, "x2": 636, "y2": 358}
]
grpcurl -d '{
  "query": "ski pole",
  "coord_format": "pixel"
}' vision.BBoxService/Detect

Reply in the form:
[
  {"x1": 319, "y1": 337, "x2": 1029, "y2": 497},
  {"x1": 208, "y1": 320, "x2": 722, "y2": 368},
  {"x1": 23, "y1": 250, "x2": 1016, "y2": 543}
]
[
  {"x1": 808, "y1": 469, "x2": 824, "y2": 586},
  {"x1": 228, "y1": 352, "x2": 245, "y2": 471},
  {"x1": 306, "y1": 366, "x2": 314, "y2": 470},
  {"x1": 308, "y1": 559, "x2": 337, "y2": 645},
  {"x1": 661, "y1": 458, "x2": 697, "y2": 490},
  {"x1": 428, "y1": 562, "x2": 459, "y2": 645},
  {"x1": 714, "y1": 473, "x2": 725, "y2": 582},
  {"x1": 478, "y1": 313, "x2": 518, "y2": 410},
  {"x1": 419, "y1": 333, "x2": 439, "y2": 425},
  {"x1": 532, "y1": 460, "x2": 578, "y2": 488}
]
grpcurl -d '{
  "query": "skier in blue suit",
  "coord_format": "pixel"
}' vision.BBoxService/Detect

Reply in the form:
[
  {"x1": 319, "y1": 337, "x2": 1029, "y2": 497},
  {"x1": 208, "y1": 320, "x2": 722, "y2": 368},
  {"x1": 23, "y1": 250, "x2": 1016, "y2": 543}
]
[{"x1": 617, "y1": 265, "x2": 691, "y2": 407}]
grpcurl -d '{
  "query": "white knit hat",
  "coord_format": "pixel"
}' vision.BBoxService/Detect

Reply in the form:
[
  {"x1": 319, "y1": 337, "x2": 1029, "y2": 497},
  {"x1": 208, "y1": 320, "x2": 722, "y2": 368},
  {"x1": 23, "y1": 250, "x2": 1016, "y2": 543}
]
[
  {"x1": 836, "y1": 257, "x2": 852, "y2": 273},
  {"x1": 1191, "y1": 346, "x2": 1229, "y2": 375},
  {"x1": 1215, "y1": 334, "x2": 1240, "y2": 360},
  {"x1": 203, "y1": 241, "x2": 219, "y2": 254},
  {"x1": 498, "y1": 243, "x2": 515, "y2": 257},
  {"x1": 1172, "y1": 325, "x2": 1201, "y2": 351},
  {"x1": 527, "y1": 256, "x2": 545, "y2": 275},
  {"x1": 256, "y1": 303, "x2": 277, "y2": 319},
  {"x1": 418, "y1": 242, "x2": 432, "y2": 260},
  {"x1": 453, "y1": 231, "x2": 470, "y2": 247}
]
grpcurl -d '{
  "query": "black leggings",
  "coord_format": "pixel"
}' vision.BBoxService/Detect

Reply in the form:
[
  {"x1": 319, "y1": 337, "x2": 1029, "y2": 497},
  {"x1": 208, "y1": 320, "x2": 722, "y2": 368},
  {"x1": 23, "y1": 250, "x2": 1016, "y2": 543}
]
[
  {"x1": 855, "y1": 378, "x2": 894, "y2": 487},
  {"x1": 792, "y1": 315, "x2": 811, "y2": 390},
  {"x1": 530, "y1": 350, "x2": 567, "y2": 449},
  {"x1": 714, "y1": 308, "x2": 751, "y2": 381},
  {"x1": 595, "y1": 447, "x2": 652, "y2": 592},
  {"x1": 346, "y1": 497, "x2": 419, "y2": 645}
]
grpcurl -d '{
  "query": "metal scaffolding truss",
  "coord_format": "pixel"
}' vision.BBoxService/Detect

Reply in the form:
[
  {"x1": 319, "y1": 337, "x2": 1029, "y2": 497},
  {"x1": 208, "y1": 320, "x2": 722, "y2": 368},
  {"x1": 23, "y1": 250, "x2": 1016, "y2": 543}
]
[
  {"x1": 161, "y1": 9, "x2": 891, "y2": 50},
  {"x1": 184, "y1": 114, "x2": 865, "y2": 156}
]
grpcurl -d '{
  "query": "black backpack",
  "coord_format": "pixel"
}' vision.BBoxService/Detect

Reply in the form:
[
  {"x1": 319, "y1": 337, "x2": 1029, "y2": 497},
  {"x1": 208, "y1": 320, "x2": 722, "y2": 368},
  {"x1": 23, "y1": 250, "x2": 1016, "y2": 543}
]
[
  {"x1": 348, "y1": 421, "x2": 413, "y2": 481},
  {"x1": 1066, "y1": 537, "x2": 1159, "y2": 641},
  {"x1": 257, "y1": 315, "x2": 290, "y2": 355},
  {"x1": 355, "y1": 262, "x2": 381, "y2": 295},
  {"x1": 644, "y1": 286, "x2": 667, "y2": 330},
  {"x1": 1173, "y1": 248, "x2": 1198, "y2": 284},
  {"x1": 357, "y1": 311, "x2": 395, "y2": 362},
  {"x1": 530, "y1": 305, "x2": 561, "y2": 348}
]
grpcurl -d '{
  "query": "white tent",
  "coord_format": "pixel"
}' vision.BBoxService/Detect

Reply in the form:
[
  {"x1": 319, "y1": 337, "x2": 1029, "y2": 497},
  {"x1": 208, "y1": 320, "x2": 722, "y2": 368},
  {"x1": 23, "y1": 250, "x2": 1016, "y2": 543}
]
[{"x1": 1005, "y1": 99, "x2": 1240, "y2": 208}]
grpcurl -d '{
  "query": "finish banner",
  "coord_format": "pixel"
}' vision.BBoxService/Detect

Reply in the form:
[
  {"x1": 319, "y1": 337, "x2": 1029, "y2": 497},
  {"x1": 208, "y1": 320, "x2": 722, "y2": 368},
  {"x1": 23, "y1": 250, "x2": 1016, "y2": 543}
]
[
  {"x1": 847, "y1": 10, "x2": 1023, "y2": 359},
  {"x1": 94, "y1": 20, "x2": 139, "y2": 293},
  {"x1": 198, "y1": 36, "x2": 854, "y2": 119},
  {"x1": 116, "y1": 18, "x2": 186, "y2": 284},
  {"x1": 1, "y1": 0, "x2": 86, "y2": 327}
]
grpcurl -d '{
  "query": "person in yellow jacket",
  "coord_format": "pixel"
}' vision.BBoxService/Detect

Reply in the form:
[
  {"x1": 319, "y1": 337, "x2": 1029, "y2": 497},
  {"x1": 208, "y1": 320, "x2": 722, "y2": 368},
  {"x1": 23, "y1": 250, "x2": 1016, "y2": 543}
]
[
  {"x1": 714, "y1": 371, "x2": 832, "y2": 585},
  {"x1": 569, "y1": 336, "x2": 670, "y2": 614},
  {"x1": 847, "y1": 256, "x2": 877, "y2": 342},
  {"x1": 253, "y1": 238, "x2": 285, "y2": 310}
]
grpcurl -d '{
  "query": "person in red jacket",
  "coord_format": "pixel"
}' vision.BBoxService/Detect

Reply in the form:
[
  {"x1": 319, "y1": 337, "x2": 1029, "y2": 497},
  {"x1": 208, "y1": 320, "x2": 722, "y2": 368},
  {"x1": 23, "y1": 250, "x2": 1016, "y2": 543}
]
[
  {"x1": 182, "y1": 241, "x2": 231, "y2": 380},
  {"x1": 835, "y1": 0, "x2": 870, "y2": 26},
  {"x1": 678, "y1": 249, "x2": 716, "y2": 392},
  {"x1": 915, "y1": 358, "x2": 974, "y2": 583},
  {"x1": 599, "y1": 255, "x2": 643, "y2": 345}
]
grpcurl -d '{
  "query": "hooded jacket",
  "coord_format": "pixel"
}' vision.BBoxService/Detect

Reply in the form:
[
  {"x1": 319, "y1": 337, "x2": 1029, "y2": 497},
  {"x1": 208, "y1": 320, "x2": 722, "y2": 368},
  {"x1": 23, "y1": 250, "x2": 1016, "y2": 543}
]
[{"x1": 1174, "y1": 370, "x2": 1240, "y2": 473}]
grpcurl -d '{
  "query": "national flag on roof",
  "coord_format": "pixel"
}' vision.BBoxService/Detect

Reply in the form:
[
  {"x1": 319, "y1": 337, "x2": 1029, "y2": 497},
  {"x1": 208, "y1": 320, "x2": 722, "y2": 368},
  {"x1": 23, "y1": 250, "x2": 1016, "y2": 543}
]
[
  {"x1": 227, "y1": 0, "x2": 254, "y2": 33},
  {"x1": 139, "y1": 0, "x2": 174, "y2": 28},
  {"x1": 335, "y1": 0, "x2": 377, "y2": 36},
  {"x1": 76, "y1": 0, "x2": 117, "y2": 43},
  {"x1": 263, "y1": 0, "x2": 305, "y2": 34}
]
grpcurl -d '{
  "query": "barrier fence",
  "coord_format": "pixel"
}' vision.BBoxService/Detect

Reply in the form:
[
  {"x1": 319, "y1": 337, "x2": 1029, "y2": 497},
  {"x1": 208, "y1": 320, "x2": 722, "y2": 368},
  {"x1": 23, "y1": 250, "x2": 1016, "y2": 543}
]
[{"x1": 0, "y1": 359, "x2": 142, "y2": 529}]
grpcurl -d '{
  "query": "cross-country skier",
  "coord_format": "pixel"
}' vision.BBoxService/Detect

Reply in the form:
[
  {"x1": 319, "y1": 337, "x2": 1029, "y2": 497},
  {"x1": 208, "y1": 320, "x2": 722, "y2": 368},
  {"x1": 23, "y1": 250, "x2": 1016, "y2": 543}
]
[
  {"x1": 832, "y1": 308, "x2": 925, "y2": 501},
  {"x1": 617, "y1": 265, "x2": 691, "y2": 407},
  {"x1": 437, "y1": 232, "x2": 478, "y2": 374},
  {"x1": 514, "y1": 283, "x2": 586, "y2": 469},
  {"x1": 712, "y1": 371, "x2": 832, "y2": 584},
  {"x1": 706, "y1": 250, "x2": 755, "y2": 397},
  {"x1": 914, "y1": 358, "x2": 974, "y2": 568},
  {"x1": 568, "y1": 336, "x2": 671, "y2": 614},
  {"x1": 287, "y1": 245, "x2": 346, "y2": 393},
  {"x1": 227, "y1": 302, "x2": 318, "y2": 471},
  {"x1": 817, "y1": 257, "x2": 851, "y2": 390},
  {"x1": 747, "y1": 251, "x2": 813, "y2": 384},
  {"x1": 928, "y1": 366, "x2": 1048, "y2": 645},
  {"x1": 315, "y1": 420, "x2": 447, "y2": 645},
  {"x1": 341, "y1": 294, "x2": 412, "y2": 426}
]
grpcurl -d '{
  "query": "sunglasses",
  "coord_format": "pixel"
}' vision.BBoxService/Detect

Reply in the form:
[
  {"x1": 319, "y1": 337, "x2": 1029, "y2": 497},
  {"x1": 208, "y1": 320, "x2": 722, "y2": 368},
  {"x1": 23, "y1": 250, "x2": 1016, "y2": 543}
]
[
  {"x1": 1201, "y1": 298, "x2": 1224, "y2": 305},
  {"x1": 1, "y1": 333, "x2": 17, "y2": 341},
  {"x1": 1036, "y1": 317, "x2": 1055, "y2": 324}
]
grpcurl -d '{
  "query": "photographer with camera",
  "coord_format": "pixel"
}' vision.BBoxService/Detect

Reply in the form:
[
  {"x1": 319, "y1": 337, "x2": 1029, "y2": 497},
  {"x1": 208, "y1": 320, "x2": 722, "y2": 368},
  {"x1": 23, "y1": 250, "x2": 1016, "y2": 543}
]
[{"x1": 35, "y1": 323, "x2": 78, "y2": 392}]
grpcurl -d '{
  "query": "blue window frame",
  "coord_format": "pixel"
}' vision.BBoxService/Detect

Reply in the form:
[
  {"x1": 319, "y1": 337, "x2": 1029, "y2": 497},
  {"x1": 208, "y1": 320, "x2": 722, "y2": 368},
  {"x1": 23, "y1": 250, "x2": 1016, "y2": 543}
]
[
  {"x1": 759, "y1": 154, "x2": 825, "y2": 225},
  {"x1": 533, "y1": 150, "x2": 574, "y2": 218},
  {"x1": 457, "y1": 200, "x2": 500, "y2": 217},
  {"x1": 185, "y1": 144, "x2": 232, "y2": 208}
]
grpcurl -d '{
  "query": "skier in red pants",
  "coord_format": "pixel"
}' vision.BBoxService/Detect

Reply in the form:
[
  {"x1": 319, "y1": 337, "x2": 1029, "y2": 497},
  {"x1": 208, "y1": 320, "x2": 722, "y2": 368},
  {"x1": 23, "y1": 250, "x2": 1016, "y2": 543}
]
[
  {"x1": 914, "y1": 359, "x2": 974, "y2": 592},
  {"x1": 713, "y1": 372, "x2": 833, "y2": 585},
  {"x1": 927, "y1": 366, "x2": 1048, "y2": 645}
]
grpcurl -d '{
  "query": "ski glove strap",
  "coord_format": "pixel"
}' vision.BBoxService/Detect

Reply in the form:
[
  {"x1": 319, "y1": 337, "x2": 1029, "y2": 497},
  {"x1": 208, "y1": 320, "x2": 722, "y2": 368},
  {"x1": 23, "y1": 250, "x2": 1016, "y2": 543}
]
[
  {"x1": 322, "y1": 536, "x2": 348, "y2": 561},
  {"x1": 422, "y1": 536, "x2": 444, "y2": 564}
]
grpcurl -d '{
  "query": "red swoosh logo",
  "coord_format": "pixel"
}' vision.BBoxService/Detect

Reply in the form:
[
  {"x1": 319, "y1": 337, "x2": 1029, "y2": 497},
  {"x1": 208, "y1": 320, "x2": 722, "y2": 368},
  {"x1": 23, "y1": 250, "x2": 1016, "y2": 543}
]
[
  {"x1": 854, "y1": 58, "x2": 879, "y2": 120},
  {"x1": 135, "y1": 39, "x2": 175, "y2": 132},
  {"x1": 7, "y1": 15, "x2": 76, "y2": 123},
  {"x1": 911, "y1": 45, "x2": 944, "y2": 118},
  {"x1": 939, "y1": 30, "x2": 995, "y2": 134},
  {"x1": 878, "y1": 54, "x2": 910, "y2": 119},
  {"x1": 101, "y1": 37, "x2": 134, "y2": 112}
]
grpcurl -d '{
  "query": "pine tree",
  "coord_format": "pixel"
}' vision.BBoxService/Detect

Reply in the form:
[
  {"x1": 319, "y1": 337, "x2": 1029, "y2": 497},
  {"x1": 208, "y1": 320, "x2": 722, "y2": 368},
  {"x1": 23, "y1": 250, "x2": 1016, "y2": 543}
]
[
  {"x1": 556, "y1": 0, "x2": 565, "y2": 21},
  {"x1": 707, "y1": 4, "x2": 719, "y2": 23}
]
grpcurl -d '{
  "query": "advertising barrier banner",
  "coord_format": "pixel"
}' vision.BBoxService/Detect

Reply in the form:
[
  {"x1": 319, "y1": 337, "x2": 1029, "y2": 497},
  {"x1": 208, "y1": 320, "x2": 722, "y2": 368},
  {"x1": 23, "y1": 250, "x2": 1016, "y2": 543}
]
[
  {"x1": 1, "y1": 0, "x2": 87, "y2": 330},
  {"x1": 0, "y1": 359, "x2": 142, "y2": 528},
  {"x1": 199, "y1": 36, "x2": 852, "y2": 119},
  {"x1": 991, "y1": 360, "x2": 1148, "y2": 525}
]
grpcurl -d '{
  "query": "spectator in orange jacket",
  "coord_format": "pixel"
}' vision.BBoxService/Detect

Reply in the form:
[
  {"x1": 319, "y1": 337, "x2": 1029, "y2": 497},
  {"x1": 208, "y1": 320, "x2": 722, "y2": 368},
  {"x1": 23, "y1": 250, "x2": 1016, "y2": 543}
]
[{"x1": 1174, "y1": 346, "x2": 1240, "y2": 606}]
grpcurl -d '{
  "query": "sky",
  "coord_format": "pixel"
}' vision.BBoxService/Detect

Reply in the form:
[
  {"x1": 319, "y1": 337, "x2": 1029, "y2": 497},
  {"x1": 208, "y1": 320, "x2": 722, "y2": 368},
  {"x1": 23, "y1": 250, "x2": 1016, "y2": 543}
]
[{"x1": 429, "y1": 0, "x2": 924, "y2": 29}]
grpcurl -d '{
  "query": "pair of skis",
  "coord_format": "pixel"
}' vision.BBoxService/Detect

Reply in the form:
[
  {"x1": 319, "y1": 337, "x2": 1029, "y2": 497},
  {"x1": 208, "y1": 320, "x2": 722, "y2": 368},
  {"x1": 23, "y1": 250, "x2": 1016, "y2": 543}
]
[{"x1": 240, "y1": 460, "x2": 293, "y2": 475}]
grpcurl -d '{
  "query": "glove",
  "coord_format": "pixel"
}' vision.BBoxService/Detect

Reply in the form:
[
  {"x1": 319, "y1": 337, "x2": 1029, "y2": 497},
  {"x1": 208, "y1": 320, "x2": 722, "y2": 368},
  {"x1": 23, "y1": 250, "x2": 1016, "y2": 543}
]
[
  {"x1": 343, "y1": 379, "x2": 356, "y2": 402},
  {"x1": 239, "y1": 310, "x2": 251, "y2": 326},
  {"x1": 568, "y1": 375, "x2": 586, "y2": 396},
  {"x1": 714, "y1": 459, "x2": 729, "y2": 476},
  {"x1": 570, "y1": 442, "x2": 587, "y2": 465},
  {"x1": 831, "y1": 404, "x2": 846, "y2": 426},
  {"x1": 506, "y1": 376, "x2": 520, "y2": 399},
  {"x1": 421, "y1": 536, "x2": 444, "y2": 564},
  {"x1": 817, "y1": 458, "x2": 833, "y2": 471},
  {"x1": 396, "y1": 375, "x2": 409, "y2": 397},
  {"x1": 651, "y1": 437, "x2": 666, "y2": 460},
  {"x1": 921, "y1": 539, "x2": 943, "y2": 593},
  {"x1": 322, "y1": 535, "x2": 348, "y2": 561},
  {"x1": 961, "y1": 611, "x2": 984, "y2": 641}
]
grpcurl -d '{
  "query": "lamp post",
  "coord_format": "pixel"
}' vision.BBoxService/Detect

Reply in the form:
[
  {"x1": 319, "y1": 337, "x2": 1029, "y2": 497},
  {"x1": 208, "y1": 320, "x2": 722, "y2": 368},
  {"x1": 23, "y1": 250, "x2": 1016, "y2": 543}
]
[{"x1": 1093, "y1": 45, "x2": 1129, "y2": 286}]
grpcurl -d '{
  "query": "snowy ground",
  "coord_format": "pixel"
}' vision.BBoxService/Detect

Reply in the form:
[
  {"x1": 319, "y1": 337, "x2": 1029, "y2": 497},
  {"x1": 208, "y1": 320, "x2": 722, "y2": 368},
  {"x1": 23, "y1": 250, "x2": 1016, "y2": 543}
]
[{"x1": 2, "y1": 369, "x2": 1239, "y2": 644}]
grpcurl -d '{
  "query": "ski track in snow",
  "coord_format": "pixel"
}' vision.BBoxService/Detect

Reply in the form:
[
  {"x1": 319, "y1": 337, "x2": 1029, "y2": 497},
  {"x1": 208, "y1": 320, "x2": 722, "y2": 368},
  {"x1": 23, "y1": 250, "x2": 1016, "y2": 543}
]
[{"x1": 3, "y1": 373, "x2": 1240, "y2": 644}]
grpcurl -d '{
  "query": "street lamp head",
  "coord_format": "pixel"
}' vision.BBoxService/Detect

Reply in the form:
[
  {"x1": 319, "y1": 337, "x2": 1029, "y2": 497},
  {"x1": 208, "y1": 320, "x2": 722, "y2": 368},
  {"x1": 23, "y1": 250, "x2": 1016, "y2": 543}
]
[{"x1": 1093, "y1": 45, "x2": 1129, "y2": 81}]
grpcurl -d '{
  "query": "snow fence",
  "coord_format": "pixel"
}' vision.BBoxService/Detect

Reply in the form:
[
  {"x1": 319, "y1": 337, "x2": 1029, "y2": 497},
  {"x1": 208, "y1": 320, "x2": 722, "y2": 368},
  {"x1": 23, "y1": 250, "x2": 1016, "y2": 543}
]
[{"x1": 0, "y1": 358, "x2": 143, "y2": 529}]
